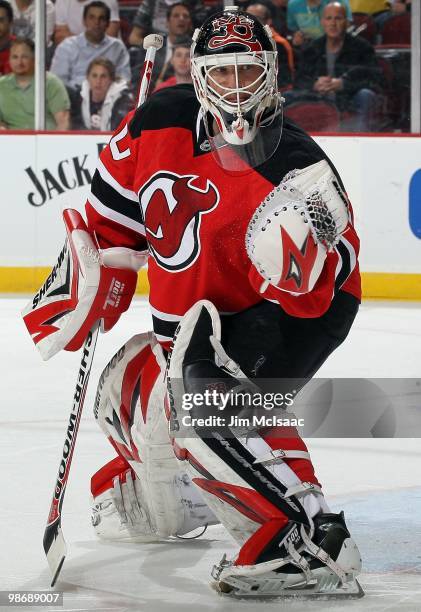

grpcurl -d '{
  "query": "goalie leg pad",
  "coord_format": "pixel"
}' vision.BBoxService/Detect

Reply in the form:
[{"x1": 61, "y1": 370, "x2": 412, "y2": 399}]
[
  {"x1": 91, "y1": 456, "x2": 217, "y2": 542},
  {"x1": 167, "y1": 300, "x2": 362, "y2": 596},
  {"x1": 93, "y1": 331, "x2": 161, "y2": 464},
  {"x1": 167, "y1": 300, "x2": 323, "y2": 527},
  {"x1": 93, "y1": 332, "x2": 217, "y2": 539},
  {"x1": 91, "y1": 456, "x2": 158, "y2": 542}
]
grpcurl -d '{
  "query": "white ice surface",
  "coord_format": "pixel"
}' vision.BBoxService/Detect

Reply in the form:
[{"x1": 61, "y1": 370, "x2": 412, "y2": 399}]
[{"x1": 1, "y1": 298, "x2": 421, "y2": 611}]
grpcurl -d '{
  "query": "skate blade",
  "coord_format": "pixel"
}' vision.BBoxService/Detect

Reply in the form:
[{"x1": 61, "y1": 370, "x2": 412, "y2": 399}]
[{"x1": 211, "y1": 578, "x2": 364, "y2": 600}]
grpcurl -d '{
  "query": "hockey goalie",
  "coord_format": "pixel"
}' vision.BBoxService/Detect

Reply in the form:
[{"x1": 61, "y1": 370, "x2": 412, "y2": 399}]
[{"x1": 22, "y1": 6, "x2": 364, "y2": 599}]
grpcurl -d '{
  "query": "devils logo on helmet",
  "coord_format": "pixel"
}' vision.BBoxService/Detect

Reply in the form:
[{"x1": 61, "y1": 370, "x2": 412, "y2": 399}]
[{"x1": 208, "y1": 14, "x2": 264, "y2": 53}]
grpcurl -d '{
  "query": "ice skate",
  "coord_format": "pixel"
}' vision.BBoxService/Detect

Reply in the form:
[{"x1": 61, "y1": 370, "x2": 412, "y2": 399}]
[{"x1": 212, "y1": 511, "x2": 363, "y2": 599}]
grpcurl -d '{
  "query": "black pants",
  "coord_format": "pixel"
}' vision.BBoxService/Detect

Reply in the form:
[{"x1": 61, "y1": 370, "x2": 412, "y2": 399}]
[{"x1": 221, "y1": 291, "x2": 359, "y2": 381}]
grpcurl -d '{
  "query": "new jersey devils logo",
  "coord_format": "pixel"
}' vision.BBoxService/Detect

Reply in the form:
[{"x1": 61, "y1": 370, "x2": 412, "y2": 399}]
[
  {"x1": 208, "y1": 15, "x2": 263, "y2": 52},
  {"x1": 139, "y1": 171, "x2": 219, "y2": 271}
]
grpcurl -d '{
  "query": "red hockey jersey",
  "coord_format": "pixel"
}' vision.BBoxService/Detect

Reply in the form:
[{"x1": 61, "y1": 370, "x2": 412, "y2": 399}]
[{"x1": 86, "y1": 85, "x2": 360, "y2": 344}]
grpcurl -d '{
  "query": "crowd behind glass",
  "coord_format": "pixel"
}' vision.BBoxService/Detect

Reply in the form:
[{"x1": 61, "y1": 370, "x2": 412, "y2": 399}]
[{"x1": 0, "y1": 0, "x2": 412, "y2": 132}]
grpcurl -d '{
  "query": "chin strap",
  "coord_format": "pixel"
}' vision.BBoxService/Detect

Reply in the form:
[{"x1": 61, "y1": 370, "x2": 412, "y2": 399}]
[{"x1": 259, "y1": 93, "x2": 284, "y2": 127}]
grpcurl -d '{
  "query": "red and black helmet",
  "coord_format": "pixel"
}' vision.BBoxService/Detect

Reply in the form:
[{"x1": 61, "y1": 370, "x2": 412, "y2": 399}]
[
  {"x1": 193, "y1": 7, "x2": 275, "y2": 56},
  {"x1": 191, "y1": 6, "x2": 279, "y2": 148}
]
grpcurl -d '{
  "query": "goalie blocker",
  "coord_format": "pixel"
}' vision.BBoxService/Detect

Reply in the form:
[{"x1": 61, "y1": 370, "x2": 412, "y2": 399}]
[{"x1": 22, "y1": 209, "x2": 147, "y2": 361}]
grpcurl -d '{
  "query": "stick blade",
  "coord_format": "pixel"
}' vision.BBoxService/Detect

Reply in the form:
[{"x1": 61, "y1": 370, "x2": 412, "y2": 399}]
[{"x1": 44, "y1": 520, "x2": 67, "y2": 586}]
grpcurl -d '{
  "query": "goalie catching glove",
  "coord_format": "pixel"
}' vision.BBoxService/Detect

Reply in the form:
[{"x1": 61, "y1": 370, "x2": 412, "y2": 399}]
[
  {"x1": 246, "y1": 160, "x2": 350, "y2": 295},
  {"x1": 22, "y1": 209, "x2": 147, "y2": 360}
]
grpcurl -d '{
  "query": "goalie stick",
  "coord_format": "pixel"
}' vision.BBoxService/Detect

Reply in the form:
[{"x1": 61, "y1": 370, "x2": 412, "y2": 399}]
[
  {"x1": 137, "y1": 33, "x2": 164, "y2": 107},
  {"x1": 43, "y1": 32, "x2": 164, "y2": 587},
  {"x1": 44, "y1": 323, "x2": 100, "y2": 586}
]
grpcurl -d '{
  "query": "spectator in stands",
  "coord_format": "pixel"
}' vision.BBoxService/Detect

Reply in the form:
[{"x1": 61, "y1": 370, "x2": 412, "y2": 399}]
[
  {"x1": 390, "y1": 0, "x2": 411, "y2": 14},
  {"x1": 0, "y1": 37, "x2": 70, "y2": 129},
  {"x1": 375, "y1": 0, "x2": 411, "y2": 34},
  {"x1": 50, "y1": 2, "x2": 130, "y2": 90},
  {"x1": 70, "y1": 57, "x2": 133, "y2": 130},
  {"x1": 293, "y1": 2, "x2": 382, "y2": 131},
  {"x1": 246, "y1": 2, "x2": 294, "y2": 89},
  {"x1": 129, "y1": 0, "x2": 192, "y2": 48},
  {"x1": 130, "y1": 2, "x2": 193, "y2": 91},
  {"x1": 0, "y1": 0, "x2": 14, "y2": 75},
  {"x1": 287, "y1": 0, "x2": 351, "y2": 47},
  {"x1": 192, "y1": 0, "x2": 223, "y2": 29},
  {"x1": 54, "y1": 0, "x2": 120, "y2": 46},
  {"x1": 268, "y1": 0, "x2": 288, "y2": 37},
  {"x1": 9, "y1": 0, "x2": 55, "y2": 43},
  {"x1": 154, "y1": 37, "x2": 192, "y2": 91}
]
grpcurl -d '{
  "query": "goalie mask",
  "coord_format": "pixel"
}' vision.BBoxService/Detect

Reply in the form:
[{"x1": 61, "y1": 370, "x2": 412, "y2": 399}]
[{"x1": 191, "y1": 6, "x2": 282, "y2": 170}]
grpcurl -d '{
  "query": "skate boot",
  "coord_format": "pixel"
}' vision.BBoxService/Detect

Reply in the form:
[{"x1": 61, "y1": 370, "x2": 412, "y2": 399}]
[{"x1": 212, "y1": 511, "x2": 363, "y2": 599}]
